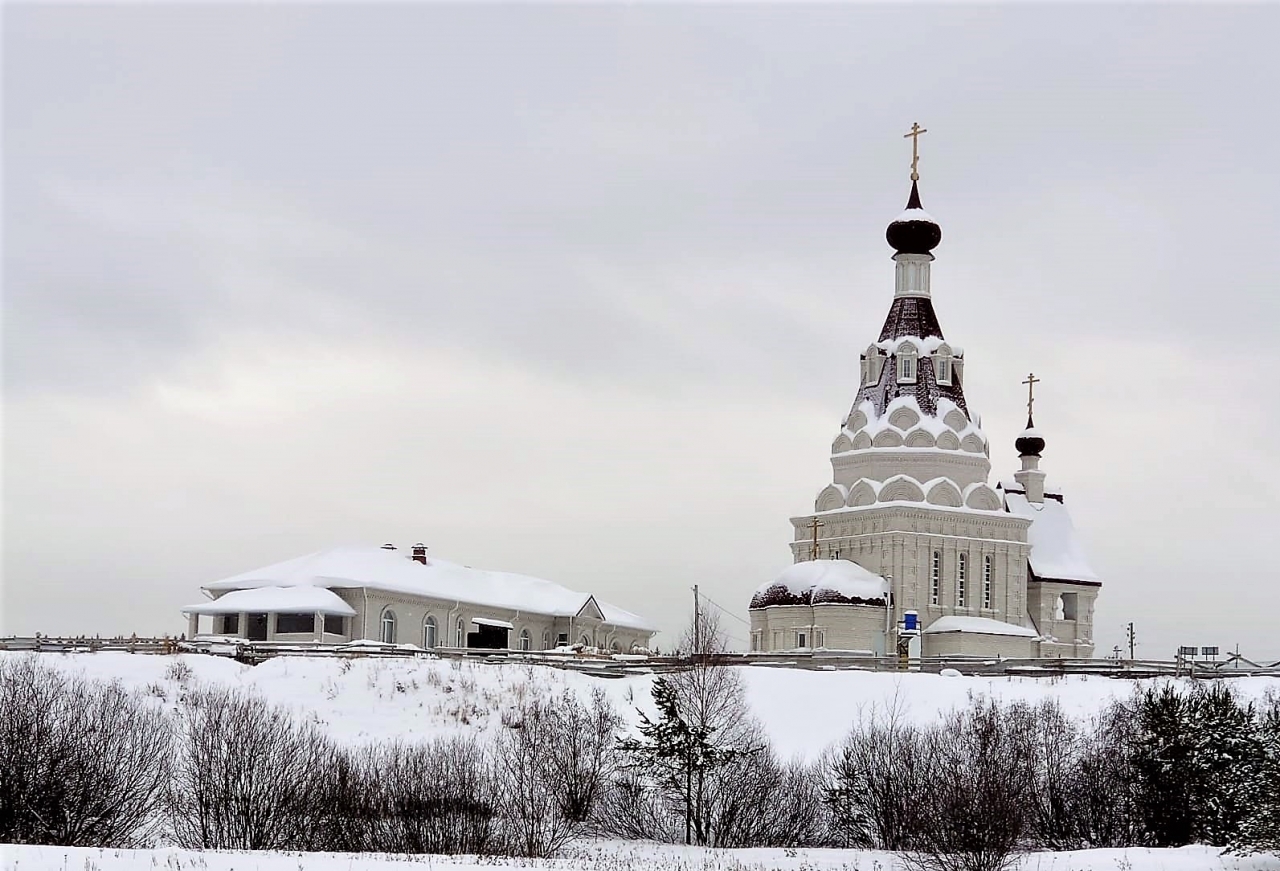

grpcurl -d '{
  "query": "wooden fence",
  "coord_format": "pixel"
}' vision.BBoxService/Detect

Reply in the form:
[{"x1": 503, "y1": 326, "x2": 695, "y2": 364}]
[{"x1": 2, "y1": 634, "x2": 1277, "y2": 679}]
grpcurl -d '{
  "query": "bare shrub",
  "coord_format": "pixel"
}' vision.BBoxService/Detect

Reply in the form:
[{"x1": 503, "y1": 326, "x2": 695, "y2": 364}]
[
  {"x1": 354, "y1": 738, "x2": 499, "y2": 855},
  {"x1": 898, "y1": 700, "x2": 1033, "y2": 871},
  {"x1": 0, "y1": 656, "x2": 170, "y2": 847},
  {"x1": 165, "y1": 686, "x2": 338, "y2": 850}
]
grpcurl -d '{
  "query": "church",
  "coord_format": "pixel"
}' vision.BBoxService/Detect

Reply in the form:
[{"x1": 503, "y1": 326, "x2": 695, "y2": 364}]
[{"x1": 749, "y1": 127, "x2": 1101, "y2": 660}]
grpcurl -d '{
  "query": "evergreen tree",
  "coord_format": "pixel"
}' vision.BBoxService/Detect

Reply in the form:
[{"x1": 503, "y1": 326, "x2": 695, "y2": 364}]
[
  {"x1": 617, "y1": 676, "x2": 748, "y2": 845},
  {"x1": 1232, "y1": 696, "x2": 1280, "y2": 854},
  {"x1": 1187, "y1": 682, "x2": 1262, "y2": 846}
]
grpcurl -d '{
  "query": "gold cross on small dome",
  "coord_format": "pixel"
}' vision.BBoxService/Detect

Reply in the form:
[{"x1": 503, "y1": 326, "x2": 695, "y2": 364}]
[
  {"x1": 903, "y1": 122, "x2": 928, "y2": 181},
  {"x1": 1022, "y1": 372, "x2": 1041, "y2": 418}
]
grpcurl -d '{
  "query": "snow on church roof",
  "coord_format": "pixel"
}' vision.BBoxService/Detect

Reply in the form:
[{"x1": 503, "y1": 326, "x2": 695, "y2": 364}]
[
  {"x1": 751, "y1": 559, "x2": 888, "y2": 609},
  {"x1": 1004, "y1": 492, "x2": 1100, "y2": 584},
  {"x1": 203, "y1": 546, "x2": 655, "y2": 631},
  {"x1": 922, "y1": 615, "x2": 1039, "y2": 638}
]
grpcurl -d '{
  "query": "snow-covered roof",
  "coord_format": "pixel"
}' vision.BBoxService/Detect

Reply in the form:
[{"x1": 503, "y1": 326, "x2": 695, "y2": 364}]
[
  {"x1": 1004, "y1": 493, "x2": 1100, "y2": 583},
  {"x1": 922, "y1": 615, "x2": 1039, "y2": 638},
  {"x1": 751, "y1": 560, "x2": 888, "y2": 609},
  {"x1": 892, "y1": 207, "x2": 938, "y2": 225},
  {"x1": 183, "y1": 586, "x2": 357, "y2": 617},
  {"x1": 203, "y1": 546, "x2": 655, "y2": 632}
]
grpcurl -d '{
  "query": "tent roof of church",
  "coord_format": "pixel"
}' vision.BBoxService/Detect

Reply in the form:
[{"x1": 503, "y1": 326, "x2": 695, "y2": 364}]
[
  {"x1": 750, "y1": 559, "x2": 888, "y2": 609},
  {"x1": 923, "y1": 615, "x2": 1040, "y2": 638},
  {"x1": 1004, "y1": 492, "x2": 1101, "y2": 584},
  {"x1": 202, "y1": 546, "x2": 655, "y2": 631}
]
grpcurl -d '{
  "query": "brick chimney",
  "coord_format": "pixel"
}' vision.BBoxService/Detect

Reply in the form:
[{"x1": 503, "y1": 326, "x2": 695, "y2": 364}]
[{"x1": 411, "y1": 542, "x2": 428, "y2": 564}]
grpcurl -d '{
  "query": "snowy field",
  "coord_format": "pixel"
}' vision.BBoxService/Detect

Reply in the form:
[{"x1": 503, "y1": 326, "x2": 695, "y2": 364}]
[
  {"x1": 8, "y1": 650, "x2": 1280, "y2": 761},
  {"x1": 5, "y1": 841, "x2": 1280, "y2": 871}
]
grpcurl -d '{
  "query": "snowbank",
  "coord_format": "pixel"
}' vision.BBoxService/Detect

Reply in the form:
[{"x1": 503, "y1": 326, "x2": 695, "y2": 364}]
[
  {"x1": 4, "y1": 842, "x2": 1278, "y2": 871},
  {"x1": 8, "y1": 651, "x2": 1280, "y2": 764}
]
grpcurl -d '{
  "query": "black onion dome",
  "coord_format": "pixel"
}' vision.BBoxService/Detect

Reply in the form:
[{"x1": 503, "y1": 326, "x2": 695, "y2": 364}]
[
  {"x1": 886, "y1": 180, "x2": 942, "y2": 255},
  {"x1": 1015, "y1": 415, "x2": 1046, "y2": 457}
]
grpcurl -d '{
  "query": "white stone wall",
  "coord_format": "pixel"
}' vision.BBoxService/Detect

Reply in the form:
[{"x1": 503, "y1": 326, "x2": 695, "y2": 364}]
[
  {"x1": 923, "y1": 631, "x2": 1035, "y2": 659},
  {"x1": 750, "y1": 603, "x2": 888, "y2": 654},
  {"x1": 1026, "y1": 580, "x2": 1098, "y2": 658}
]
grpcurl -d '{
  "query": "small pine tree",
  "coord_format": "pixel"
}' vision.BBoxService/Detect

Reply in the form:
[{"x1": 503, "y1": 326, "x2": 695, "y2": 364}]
[{"x1": 617, "y1": 676, "x2": 748, "y2": 845}]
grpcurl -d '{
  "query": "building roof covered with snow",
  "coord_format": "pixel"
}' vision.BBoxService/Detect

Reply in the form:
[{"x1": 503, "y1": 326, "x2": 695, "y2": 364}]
[
  {"x1": 750, "y1": 559, "x2": 888, "y2": 609},
  {"x1": 200, "y1": 544, "x2": 655, "y2": 632}
]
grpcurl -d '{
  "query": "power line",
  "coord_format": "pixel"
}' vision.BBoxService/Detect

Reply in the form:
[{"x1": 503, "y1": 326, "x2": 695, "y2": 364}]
[{"x1": 696, "y1": 590, "x2": 752, "y2": 627}]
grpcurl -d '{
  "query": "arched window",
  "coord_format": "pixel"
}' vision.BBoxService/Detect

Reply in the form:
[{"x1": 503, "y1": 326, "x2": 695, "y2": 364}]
[
  {"x1": 897, "y1": 348, "x2": 918, "y2": 384},
  {"x1": 519, "y1": 628, "x2": 531, "y2": 651},
  {"x1": 935, "y1": 352, "x2": 953, "y2": 386},
  {"x1": 579, "y1": 634, "x2": 591, "y2": 648},
  {"x1": 982, "y1": 556, "x2": 993, "y2": 609},
  {"x1": 380, "y1": 608, "x2": 397, "y2": 644},
  {"x1": 957, "y1": 554, "x2": 968, "y2": 608},
  {"x1": 611, "y1": 640, "x2": 622, "y2": 653},
  {"x1": 930, "y1": 551, "x2": 941, "y2": 605},
  {"x1": 542, "y1": 630, "x2": 551, "y2": 651},
  {"x1": 423, "y1": 615, "x2": 437, "y2": 649},
  {"x1": 456, "y1": 618, "x2": 466, "y2": 648}
]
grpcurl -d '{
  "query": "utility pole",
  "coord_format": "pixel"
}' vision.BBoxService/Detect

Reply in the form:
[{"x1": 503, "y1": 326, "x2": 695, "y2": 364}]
[
  {"x1": 1126, "y1": 622, "x2": 1136, "y2": 660},
  {"x1": 692, "y1": 584, "x2": 700, "y2": 657}
]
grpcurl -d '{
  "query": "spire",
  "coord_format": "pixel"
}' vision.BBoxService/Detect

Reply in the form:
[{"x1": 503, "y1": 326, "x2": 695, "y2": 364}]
[
  {"x1": 906, "y1": 179, "x2": 923, "y2": 210},
  {"x1": 887, "y1": 123, "x2": 941, "y2": 256},
  {"x1": 1014, "y1": 373, "x2": 1047, "y2": 502}
]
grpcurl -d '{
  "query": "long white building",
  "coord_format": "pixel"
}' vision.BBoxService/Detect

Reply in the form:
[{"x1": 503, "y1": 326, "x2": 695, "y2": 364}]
[{"x1": 183, "y1": 543, "x2": 656, "y2": 653}]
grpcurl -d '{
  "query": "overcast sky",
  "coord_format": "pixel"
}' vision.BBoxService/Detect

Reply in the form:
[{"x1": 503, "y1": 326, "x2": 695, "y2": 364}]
[{"x1": 5, "y1": 4, "x2": 1279, "y2": 659}]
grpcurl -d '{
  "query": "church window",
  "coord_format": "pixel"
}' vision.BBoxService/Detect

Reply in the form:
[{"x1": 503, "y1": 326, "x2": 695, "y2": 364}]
[
  {"x1": 897, "y1": 351, "x2": 918, "y2": 384},
  {"x1": 816, "y1": 630, "x2": 825, "y2": 648},
  {"x1": 936, "y1": 354, "x2": 953, "y2": 386},
  {"x1": 930, "y1": 551, "x2": 941, "y2": 605},
  {"x1": 796, "y1": 631, "x2": 808, "y2": 649},
  {"x1": 557, "y1": 632, "x2": 569, "y2": 646},
  {"x1": 831, "y1": 547, "x2": 842, "y2": 560},
  {"x1": 423, "y1": 616, "x2": 437, "y2": 649},
  {"x1": 983, "y1": 556, "x2": 992, "y2": 609},
  {"x1": 324, "y1": 614, "x2": 344, "y2": 635},
  {"x1": 957, "y1": 554, "x2": 968, "y2": 607},
  {"x1": 519, "y1": 628, "x2": 531, "y2": 651},
  {"x1": 751, "y1": 632, "x2": 760, "y2": 652},
  {"x1": 456, "y1": 618, "x2": 466, "y2": 648},
  {"x1": 543, "y1": 630, "x2": 552, "y2": 650},
  {"x1": 380, "y1": 608, "x2": 397, "y2": 644}
]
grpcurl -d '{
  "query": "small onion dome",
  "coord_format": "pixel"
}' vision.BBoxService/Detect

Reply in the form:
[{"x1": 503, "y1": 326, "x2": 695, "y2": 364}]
[
  {"x1": 1016, "y1": 417, "x2": 1046, "y2": 457},
  {"x1": 886, "y1": 180, "x2": 942, "y2": 255}
]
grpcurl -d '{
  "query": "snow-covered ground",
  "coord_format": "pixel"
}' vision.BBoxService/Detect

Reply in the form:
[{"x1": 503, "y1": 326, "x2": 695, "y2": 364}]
[
  {"x1": 8, "y1": 651, "x2": 1280, "y2": 761},
  {"x1": 4, "y1": 842, "x2": 1279, "y2": 871}
]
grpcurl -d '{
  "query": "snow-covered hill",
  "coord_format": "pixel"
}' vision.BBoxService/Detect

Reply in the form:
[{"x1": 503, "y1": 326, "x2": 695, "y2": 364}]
[{"x1": 11, "y1": 651, "x2": 1280, "y2": 761}]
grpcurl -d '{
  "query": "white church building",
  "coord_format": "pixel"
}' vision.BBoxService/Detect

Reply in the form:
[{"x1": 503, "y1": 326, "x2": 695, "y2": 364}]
[
  {"x1": 183, "y1": 543, "x2": 657, "y2": 653},
  {"x1": 750, "y1": 136, "x2": 1101, "y2": 660}
]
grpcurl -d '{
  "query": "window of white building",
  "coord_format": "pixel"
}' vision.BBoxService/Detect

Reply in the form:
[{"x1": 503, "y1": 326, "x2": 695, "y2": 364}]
[
  {"x1": 935, "y1": 354, "x2": 953, "y2": 385},
  {"x1": 897, "y1": 351, "x2": 918, "y2": 384},
  {"x1": 456, "y1": 618, "x2": 465, "y2": 648},
  {"x1": 519, "y1": 628, "x2": 531, "y2": 651},
  {"x1": 957, "y1": 554, "x2": 968, "y2": 608},
  {"x1": 423, "y1": 615, "x2": 437, "y2": 649},
  {"x1": 931, "y1": 551, "x2": 941, "y2": 605},
  {"x1": 796, "y1": 631, "x2": 808, "y2": 649},
  {"x1": 380, "y1": 609, "x2": 397, "y2": 644},
  {"x1": 982, "y1": 556, "x2": 993, "y2": 609}
]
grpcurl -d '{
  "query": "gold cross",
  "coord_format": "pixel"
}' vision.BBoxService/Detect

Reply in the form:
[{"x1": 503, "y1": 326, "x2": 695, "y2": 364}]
[
  {"x1": 806, "y1": 517, "x2": 823, "y2": 561},
  {"x1": 903, "y1": 122, "x2": 928, "y2": 182},
  {"x1": 1022, "y1": 372, "x2": 1040, "y2": 419}
]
